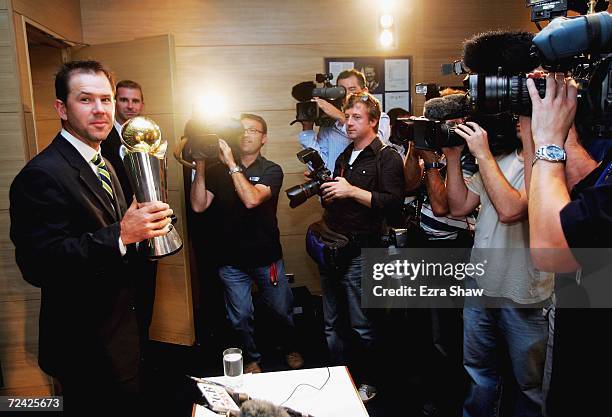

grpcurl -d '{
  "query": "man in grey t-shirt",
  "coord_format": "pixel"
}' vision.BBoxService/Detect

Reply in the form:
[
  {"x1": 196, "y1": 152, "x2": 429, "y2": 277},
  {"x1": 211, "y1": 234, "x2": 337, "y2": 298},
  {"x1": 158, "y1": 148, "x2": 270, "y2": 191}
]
[{"x1": 445, "y1": 121, "x2": 552, "y2": 417}]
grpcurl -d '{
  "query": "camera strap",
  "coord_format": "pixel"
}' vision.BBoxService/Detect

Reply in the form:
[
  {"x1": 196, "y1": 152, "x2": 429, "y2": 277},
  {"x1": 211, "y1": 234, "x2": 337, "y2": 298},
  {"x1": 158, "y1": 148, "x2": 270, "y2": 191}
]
[{"x1": 594, "y1": 160, "x2": 612, "y2": 187}]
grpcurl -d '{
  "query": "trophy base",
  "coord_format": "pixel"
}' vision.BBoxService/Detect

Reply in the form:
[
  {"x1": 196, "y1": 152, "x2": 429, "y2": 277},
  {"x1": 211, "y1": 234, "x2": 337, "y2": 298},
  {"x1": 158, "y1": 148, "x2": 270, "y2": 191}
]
[{"x1": 147, "y1": 225, "x2": 184, "y2": 259}]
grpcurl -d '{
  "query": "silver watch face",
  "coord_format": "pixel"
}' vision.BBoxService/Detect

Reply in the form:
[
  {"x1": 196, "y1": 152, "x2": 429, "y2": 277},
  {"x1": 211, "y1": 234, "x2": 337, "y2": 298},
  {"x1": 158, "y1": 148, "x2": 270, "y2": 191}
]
[{"x1": 545, "y1": 145, "x2": 565, "y2": 160}]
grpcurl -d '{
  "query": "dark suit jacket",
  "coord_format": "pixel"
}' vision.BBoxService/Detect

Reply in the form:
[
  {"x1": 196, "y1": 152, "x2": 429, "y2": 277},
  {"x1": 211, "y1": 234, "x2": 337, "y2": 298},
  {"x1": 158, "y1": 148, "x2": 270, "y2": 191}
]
[
  {"x1": 101, "y1": 126, "x2": 134, "y2": 205},
  {"x1": 9, "y1": 134, "x2": 139, "y2": 381},
  {"x1": 102, "y1": 126, "x2": 158, "y2": 344}
]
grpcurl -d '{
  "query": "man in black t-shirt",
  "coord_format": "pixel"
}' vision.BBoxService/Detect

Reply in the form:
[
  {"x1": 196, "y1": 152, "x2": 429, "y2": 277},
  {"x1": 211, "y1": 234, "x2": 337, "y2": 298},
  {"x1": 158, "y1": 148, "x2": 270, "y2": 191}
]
[
  {"x1": 190, "y1": 114, "x2": 303, "y2": 373},
  {"x1": 526, "y1": 74, "x2": 612, "y2": 416}
]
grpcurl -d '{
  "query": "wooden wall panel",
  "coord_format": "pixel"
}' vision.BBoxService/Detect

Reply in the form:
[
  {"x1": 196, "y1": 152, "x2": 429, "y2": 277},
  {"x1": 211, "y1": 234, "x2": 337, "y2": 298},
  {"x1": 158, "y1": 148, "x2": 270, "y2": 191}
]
[
  {"x1": 12, "y1": 0, "x2": 82, "y2": 43},
  {"x1": 150, "y1": 263, "x2": 194, "y2": 345},
  {"x1": 28, "y1": 44, "x2": 63, "y2": 153},
  {"x1": 81, "y1": 0, "x2": 383, "y2": 47},
  {"x1": 0, "y1": 113, "x2": 26, "y2": 210}
]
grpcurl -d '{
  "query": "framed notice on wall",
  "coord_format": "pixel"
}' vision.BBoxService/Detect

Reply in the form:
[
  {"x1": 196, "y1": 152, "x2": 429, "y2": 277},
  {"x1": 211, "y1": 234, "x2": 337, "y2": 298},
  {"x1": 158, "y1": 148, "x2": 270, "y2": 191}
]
[{"x1": 324, "y1": 56, "x2": 411, "y2": 113}]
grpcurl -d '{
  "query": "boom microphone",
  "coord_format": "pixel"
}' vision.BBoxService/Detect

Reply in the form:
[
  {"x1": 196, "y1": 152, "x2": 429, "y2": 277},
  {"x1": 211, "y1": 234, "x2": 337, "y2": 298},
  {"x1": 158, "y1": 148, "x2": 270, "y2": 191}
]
[
  {"x1": 423, "y1": 94, "x2": 470, "y2": 121},
  {"x1": 462, "y1": 30, "x2": 541, "y2": 74}
]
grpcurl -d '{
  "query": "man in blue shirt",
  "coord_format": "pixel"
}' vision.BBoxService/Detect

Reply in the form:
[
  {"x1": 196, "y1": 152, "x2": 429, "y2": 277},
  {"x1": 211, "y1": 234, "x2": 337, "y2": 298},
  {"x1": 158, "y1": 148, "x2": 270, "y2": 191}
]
[{"x1": 298, "y1": 69, "x2": 394, "y2": 171}]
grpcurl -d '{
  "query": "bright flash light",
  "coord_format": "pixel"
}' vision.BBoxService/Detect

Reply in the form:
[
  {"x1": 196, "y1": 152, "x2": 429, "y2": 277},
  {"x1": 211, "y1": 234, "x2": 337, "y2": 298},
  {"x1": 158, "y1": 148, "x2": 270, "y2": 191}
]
[
  {"x1": 379, "y1": 29, "x2": 394, "y2": 48},
  {"x1": 380, "y1": 14, "x2": 394, "y2": 29},
  {"x1": 193, "y1": 93, "x2": 226, "y2": 119},
  {"x1": 380, "y1": 0, "x2": 395, "y2": 13}
]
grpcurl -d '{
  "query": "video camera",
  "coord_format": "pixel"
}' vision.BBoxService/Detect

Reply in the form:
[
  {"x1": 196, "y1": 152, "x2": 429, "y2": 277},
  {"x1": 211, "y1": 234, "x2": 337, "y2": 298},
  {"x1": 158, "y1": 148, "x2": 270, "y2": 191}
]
[
  {"x1": 173, "y1": 117, "x2": 244, "y2": 169},
  {"x1": 291, "y1": 73, "x2": 346, "y2": 127},
  {"x1": 459, "y1": 9, "x2": 612, "y2": 139},
  {"x1": 391, "y1": 91, "x2": 520, "y2": 154},
  {"x1": 391, "y1": 117, "x2": 465, "y2": 151},
  {"x1": 285, "y1": 147, "x2": 334, "y2": 208}
]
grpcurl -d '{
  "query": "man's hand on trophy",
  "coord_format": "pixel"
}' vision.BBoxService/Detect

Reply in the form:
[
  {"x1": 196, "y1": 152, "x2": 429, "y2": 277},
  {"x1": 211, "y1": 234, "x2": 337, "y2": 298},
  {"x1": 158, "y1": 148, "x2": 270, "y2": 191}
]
[
  {"x1": 218, "y1": 138, "x2": 236, "y2": 167},
  {"x1": 120, "y1": 200, "x2": 174, "y2": 245}
]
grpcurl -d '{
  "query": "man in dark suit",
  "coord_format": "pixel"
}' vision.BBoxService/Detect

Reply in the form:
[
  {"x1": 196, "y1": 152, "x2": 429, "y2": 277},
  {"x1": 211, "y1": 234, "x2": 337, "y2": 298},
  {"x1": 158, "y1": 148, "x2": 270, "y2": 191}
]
[
  {"x1": 101, "y1": 80, "x2": 157, "y2": 360},
  {"x1": 9, "y1": 61, "x2": 172, "y2": 413}
]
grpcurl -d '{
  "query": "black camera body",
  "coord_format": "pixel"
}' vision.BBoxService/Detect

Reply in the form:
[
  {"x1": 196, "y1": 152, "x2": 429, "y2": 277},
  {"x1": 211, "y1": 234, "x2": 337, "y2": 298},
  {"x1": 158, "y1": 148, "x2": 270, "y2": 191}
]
[
  {"x1": 391, "y1": 117, "x2": 465, "y2": 151},
  {"x1": 291, "y1": 73, "x2": 346, "y2": 127},
  {"x1": 286, "y1": 147, "x2": 334, "y2": 208}
]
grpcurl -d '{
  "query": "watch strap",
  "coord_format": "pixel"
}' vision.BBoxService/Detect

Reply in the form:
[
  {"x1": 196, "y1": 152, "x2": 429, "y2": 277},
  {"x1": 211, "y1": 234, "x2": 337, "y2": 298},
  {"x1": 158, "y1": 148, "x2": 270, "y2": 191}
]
[
  {"x1": 228, "y1": 165, "x2": 243, "y2": 175},
  {"x1": 424, "y1": 161, "x2": 443, "y2": 170}
]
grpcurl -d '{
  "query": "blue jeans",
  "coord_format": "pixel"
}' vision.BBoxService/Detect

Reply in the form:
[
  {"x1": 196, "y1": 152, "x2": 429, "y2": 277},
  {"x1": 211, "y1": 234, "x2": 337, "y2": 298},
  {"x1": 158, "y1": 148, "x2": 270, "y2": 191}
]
[
  {"x1": 319, "y1": 254, "x2": 375, "y2": 383},
  {"x1": 218, "y1": 259, "x2": 294, "y2": 363},
  {"x1": 463, "y1": 300, "x2": 550, "y2": 417}
]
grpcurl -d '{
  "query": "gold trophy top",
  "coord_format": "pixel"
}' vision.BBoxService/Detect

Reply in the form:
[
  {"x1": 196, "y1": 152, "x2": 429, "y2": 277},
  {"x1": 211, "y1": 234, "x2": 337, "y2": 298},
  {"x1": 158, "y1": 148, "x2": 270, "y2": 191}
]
[{"x1": 121, "y1": 116, "x2": 166, "y2": 156}]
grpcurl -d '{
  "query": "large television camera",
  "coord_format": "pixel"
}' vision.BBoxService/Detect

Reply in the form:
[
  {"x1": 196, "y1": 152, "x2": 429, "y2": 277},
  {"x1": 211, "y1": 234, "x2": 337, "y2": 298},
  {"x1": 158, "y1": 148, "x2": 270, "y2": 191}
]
[
  {"x1": 461, "y1": 10, "x2": 612, "y2": 139},
  {"x1": 173, "y1": 117, "x2": 244, "y2": 169},
  {"x1": 391, "y1": 112, "x2": 519, "y2": 154},
  {"x1": 285, "y1": 147, "x2": 334, "y2": 208},
  {"x1": 290, "y1": 73, "x2": 346, "y2": 127}
]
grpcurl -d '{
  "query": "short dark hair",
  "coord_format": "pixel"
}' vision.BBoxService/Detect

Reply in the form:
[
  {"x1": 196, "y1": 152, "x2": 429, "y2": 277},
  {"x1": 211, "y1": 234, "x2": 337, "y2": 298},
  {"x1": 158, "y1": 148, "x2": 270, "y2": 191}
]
[
  {"x1": 116, "y1": 79, "x2": 144, "y2": 102},
  {"x1": 240, "y1": 113, "x2": 267, "y2": 134},
  {"x1": 386, "y1": 107, "x2": 411, "y2": 128},
  {"x1": 337, "y1": 69, "x2": 367, "y2": 89},
  {"x1": 343, "y1": 92, "x2": 381, "y2": 130},
  {"x1": 55, "y1": 60, "x2": 115, "y2": 103}
]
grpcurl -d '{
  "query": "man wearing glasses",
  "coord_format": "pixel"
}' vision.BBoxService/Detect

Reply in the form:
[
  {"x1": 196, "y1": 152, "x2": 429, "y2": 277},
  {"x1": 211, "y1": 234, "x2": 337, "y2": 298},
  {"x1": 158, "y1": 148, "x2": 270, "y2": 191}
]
[{"x1": 191, "y1": 113, "x2": 303, "y2": 374}]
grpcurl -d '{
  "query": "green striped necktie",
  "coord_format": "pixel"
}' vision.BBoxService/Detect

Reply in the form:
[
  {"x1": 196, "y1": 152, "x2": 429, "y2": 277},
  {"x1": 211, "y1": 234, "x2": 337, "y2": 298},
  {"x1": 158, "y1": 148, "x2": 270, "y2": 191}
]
[{"x1": 91, "y1": 153, "x2": 114, "y2": 200}]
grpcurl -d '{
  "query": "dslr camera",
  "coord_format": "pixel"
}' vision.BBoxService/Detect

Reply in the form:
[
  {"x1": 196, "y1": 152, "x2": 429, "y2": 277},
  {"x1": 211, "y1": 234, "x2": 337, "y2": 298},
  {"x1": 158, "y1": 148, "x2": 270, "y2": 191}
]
[
  {"x1": 291, "y1": 73, "x2": 346, "y2": 127},
  {"x1": 285, "y1": 147, "x2": 334, "y2": 208}
]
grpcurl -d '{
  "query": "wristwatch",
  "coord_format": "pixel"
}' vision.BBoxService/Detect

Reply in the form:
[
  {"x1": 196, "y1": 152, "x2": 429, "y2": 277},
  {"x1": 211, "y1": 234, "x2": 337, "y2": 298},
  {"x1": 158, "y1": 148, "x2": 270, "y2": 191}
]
[
  {"x1": 228, "y1": 165, "x2": 243, "y2": 175},
  {"x1": 533, "y1": 145, "x2": 566, "y2": 166},
  {"x1": 424, "y1": 161, "x2": 444, "y2": 170}
]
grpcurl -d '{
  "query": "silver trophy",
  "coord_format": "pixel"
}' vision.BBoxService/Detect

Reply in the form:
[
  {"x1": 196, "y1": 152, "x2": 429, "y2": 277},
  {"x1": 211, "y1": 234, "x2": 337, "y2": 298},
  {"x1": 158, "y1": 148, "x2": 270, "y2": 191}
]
[{"x1": 120, "y1": 116, "x2": 183, "y2": 258}]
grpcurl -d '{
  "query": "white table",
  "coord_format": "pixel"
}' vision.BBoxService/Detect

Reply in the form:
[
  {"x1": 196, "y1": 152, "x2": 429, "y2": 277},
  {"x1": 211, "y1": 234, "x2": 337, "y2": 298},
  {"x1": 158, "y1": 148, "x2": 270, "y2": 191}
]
[{"x1": 192, "y1": 366, "x2": 369, "y2": 417}]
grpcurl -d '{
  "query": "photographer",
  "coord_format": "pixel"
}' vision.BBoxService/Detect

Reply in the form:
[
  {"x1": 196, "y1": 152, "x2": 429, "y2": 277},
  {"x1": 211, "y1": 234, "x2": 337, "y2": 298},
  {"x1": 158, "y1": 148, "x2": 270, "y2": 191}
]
[
  {"x1": 400, "y1": 95, "x2": 478, "y2": 416},
  {"x1": 190, "y1": 113, "x2": 303, "y2": 374},
  {"x1": 404, "y1": 93, "x2": 478, "y2": 246},
  {"x1": 445, "y1": 115, "x2": 553, "y2": 416},
  {"x1": 526, "y1": 73, "x2": 612, "y2": 416},
  {"x1": 298, "y1": 69, "x2": 395, "y2": 171},
  {"x1": 317, "y1": 92, "x2": 404, "y2": 403}
]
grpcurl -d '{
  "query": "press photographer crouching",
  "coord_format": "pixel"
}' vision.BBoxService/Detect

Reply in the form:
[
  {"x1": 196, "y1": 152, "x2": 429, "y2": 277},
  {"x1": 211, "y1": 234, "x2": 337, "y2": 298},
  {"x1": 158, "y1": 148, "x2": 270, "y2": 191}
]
[
  {"x1": 308, "y1": 92, "x2": 404, "y2": 402},
  {"x1": 188, "y1": 114, "x2": 304, "y2": 374},
  {"x1": 526, "y1": 73, "x2": 612, "y2": 417}
]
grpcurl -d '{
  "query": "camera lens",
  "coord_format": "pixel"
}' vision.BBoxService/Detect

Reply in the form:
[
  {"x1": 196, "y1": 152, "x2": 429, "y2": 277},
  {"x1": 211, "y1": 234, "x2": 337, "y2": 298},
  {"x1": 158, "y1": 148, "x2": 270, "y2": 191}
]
[
  {"x1": 468, "y1": 74, "x2": 547, "y2": 116},
  {"x1": 286, "y1": 179, "x2": 321, "y2": 208}
]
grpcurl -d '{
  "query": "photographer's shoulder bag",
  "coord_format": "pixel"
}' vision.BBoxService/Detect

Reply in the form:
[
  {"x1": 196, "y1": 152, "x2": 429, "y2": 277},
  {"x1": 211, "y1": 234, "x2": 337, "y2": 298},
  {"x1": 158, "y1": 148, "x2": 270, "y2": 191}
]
[{"x1": 305, "y1": 219, "x2": 350, "y2": 267}]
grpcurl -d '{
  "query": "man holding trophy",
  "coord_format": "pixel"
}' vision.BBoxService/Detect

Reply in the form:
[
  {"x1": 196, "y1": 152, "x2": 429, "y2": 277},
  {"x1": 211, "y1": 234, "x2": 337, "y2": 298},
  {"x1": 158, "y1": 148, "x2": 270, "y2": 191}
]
[{"x1": 9, "y1": 60, "x2": 177, "y2": 414}]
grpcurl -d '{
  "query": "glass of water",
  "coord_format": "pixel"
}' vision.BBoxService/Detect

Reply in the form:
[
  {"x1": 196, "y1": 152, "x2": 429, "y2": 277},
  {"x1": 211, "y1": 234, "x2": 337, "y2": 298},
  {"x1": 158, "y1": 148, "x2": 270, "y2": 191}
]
[{"x1": 222, "y1": 347, "x2": 243, "y2": 388}]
